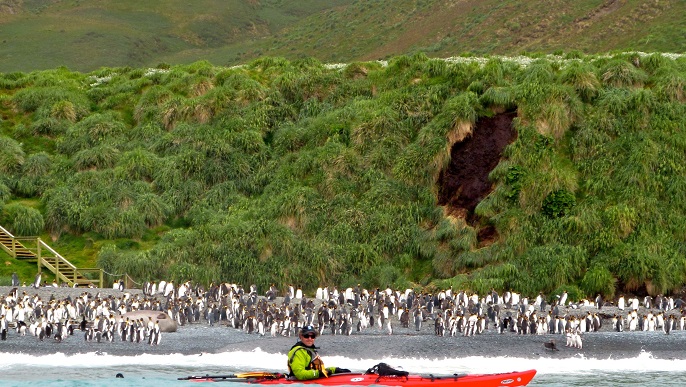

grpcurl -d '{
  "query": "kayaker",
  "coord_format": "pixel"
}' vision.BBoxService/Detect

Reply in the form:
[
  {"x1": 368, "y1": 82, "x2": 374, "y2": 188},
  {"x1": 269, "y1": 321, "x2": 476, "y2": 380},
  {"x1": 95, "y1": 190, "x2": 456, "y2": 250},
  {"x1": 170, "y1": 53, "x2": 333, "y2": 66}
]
[{"x1": 287, "y1": 325, "x2": 350, "y2": 380}]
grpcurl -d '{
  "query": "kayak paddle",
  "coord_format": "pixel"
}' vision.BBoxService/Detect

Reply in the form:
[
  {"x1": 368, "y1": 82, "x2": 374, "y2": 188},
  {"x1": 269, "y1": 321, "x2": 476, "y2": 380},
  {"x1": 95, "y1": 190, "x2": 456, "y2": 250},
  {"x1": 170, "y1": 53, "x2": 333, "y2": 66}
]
[{"x1": 178, "y1": 372, "x2": 283, "y2": 381}]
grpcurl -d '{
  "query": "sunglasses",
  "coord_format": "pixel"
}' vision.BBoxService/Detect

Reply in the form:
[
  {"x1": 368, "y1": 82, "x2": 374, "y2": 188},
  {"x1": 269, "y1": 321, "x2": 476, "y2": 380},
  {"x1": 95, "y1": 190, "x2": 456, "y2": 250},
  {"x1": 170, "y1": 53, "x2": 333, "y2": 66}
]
[{"x1": 302, "y1": 334, "x2": 316, "y2": 339}]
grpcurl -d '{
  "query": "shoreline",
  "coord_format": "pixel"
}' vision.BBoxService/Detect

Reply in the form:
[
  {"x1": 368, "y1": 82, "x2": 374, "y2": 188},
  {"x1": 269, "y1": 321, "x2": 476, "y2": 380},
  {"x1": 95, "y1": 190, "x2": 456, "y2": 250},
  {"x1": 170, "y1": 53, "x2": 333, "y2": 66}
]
[{"x1": 2, "y1": 286, "x2": 686, "y2": 361}]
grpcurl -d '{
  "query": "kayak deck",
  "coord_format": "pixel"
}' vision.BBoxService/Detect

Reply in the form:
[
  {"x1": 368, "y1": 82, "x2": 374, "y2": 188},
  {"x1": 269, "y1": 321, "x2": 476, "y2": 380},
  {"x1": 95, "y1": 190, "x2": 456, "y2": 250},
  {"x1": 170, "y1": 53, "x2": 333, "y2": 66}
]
[{"x1": 190, "y1": 369, "x2": 537, "y2": 387}]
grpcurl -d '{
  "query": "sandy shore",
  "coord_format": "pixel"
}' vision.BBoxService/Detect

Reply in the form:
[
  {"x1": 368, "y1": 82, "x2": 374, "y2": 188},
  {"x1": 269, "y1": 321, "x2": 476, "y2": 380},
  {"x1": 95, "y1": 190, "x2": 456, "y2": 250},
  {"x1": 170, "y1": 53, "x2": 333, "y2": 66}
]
[{"x1": 2, "y1": 286, "x2": 686, "y2": 360}]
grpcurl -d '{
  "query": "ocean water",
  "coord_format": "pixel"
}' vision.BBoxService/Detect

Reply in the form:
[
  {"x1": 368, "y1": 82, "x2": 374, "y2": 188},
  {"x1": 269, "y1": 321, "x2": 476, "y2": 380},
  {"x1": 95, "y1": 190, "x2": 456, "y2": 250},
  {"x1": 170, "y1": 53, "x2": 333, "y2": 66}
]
[{"x1": 1, "y1": 349, "x2": 685, "y2": 386}]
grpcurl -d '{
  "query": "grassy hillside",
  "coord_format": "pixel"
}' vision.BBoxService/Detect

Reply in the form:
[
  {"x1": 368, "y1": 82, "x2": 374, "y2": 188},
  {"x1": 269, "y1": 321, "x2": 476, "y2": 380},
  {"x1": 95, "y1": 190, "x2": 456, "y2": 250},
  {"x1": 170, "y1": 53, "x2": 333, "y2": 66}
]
[
  {"x1": 1, "y1": 0, "x2": 685, "y2": 72},
  {"x1": 1, "y1": 52, "x2": 685, "y2": 299},
  {"x1": 0, "y1": 0, "x2": 353, "y2": 72}
]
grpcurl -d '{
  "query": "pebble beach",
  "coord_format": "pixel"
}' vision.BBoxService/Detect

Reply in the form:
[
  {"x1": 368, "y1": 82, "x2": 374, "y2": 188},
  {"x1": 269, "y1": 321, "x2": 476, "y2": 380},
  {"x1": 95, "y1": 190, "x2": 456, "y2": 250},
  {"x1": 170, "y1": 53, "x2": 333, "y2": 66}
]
[{"x1": 2, "y1": 285, "x2": 686, "y2": 361}]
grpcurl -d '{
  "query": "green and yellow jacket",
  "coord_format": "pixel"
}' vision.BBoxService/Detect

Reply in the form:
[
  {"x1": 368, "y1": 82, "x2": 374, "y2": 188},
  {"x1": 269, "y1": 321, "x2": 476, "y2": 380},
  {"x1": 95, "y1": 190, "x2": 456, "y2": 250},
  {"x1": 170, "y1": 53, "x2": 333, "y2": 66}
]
[{"x1": 287, "y1": 342, "x2": 336, "y2": 380}]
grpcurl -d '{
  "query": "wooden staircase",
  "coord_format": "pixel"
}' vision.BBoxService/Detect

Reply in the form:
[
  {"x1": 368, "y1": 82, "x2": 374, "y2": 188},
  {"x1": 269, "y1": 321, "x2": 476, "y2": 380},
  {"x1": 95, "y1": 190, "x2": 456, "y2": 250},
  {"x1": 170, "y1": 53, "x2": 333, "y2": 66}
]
[
  {"x1": 0, "y1": 228, "x2": 36, "y2": 261},
  {"x1": 0, "y1": 225, "x2": 102, "y2": 287}
]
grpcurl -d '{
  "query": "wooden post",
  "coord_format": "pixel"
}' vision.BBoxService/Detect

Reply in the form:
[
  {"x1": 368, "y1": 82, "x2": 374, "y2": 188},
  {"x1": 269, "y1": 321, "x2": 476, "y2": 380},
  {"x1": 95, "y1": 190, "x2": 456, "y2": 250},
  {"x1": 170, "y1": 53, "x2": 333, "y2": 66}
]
[{"x1": 37, "y1": 238, "x2": 42, "y2": 274}]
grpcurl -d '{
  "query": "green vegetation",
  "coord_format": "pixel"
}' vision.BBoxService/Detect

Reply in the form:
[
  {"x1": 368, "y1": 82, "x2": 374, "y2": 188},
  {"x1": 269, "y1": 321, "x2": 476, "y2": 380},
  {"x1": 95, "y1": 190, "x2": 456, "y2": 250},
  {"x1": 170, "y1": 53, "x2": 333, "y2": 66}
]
[
  {"x1": 1, "y1": 52, "x2": 686, "y2": 301},
  {"x1": 1, "y1": 1, "x2": 686, "y2": 72}
]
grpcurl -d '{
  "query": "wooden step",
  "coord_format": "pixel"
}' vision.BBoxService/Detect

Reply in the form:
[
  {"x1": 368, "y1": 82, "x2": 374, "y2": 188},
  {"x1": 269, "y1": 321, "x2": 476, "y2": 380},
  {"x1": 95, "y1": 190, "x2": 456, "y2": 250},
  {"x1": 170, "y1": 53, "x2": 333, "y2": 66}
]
[{"x1": 0, "y1": 232, "x2": 37, "y2": 259}]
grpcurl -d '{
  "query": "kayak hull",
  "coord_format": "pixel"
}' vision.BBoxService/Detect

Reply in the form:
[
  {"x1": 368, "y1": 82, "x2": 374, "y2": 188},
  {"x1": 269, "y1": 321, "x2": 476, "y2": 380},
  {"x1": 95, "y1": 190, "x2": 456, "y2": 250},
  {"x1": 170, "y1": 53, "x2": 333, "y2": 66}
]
[{"x1": 192, "y1": 369, "x2": 537, "y2": 387}]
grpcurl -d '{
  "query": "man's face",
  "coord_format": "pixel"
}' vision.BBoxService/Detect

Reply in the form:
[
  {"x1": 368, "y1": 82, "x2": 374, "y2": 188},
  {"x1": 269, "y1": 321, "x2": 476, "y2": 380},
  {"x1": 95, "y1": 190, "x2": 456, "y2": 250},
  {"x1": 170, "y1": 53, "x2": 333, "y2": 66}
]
[{"x1": 301, "y1": 332, "x2": 316, "y2": 343}]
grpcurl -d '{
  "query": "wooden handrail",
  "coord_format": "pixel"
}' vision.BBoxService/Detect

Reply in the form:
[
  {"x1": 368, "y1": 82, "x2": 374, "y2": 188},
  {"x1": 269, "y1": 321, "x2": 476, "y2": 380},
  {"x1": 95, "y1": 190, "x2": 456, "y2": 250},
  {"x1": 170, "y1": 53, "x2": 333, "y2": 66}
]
[
  {"x1": 0, "y1": 225, "x2": 17, "y2": 258},
  {"x1": 38, "y1": 239, "x2": 78, "y2": 270},
  {"x1": 0, "y1": 225, "x2": 14, "y2": 236}
]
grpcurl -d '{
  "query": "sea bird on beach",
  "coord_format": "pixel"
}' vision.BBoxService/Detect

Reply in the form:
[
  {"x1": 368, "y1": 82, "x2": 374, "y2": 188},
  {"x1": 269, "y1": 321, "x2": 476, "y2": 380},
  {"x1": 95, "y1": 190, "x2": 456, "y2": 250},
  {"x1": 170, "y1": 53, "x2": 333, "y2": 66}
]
[
  {"x1": 33, "y1": 273, "x2": 41, "y2": 289},
  {"x1": 544, "y1": 339, "x2": 559, "y2": 351}
]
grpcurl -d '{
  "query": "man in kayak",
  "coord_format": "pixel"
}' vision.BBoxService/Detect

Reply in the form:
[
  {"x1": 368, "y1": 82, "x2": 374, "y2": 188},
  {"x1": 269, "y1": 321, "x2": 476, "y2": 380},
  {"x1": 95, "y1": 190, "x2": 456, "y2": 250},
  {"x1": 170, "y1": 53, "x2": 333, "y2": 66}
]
[{"x1": 287, "y1": 325, "x2": 350, "y2": 380}]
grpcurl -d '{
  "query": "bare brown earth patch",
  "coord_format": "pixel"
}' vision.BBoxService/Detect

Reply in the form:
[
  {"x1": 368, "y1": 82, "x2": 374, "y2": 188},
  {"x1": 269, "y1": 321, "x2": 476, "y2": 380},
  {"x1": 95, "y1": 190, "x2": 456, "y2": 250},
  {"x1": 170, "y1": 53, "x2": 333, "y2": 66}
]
[
  {"x1": 573, "y1": 0, "x2": 623, "y2": 28},
  {"x1": 437, "y1": 111, "x2": 517, "y2": 245}
]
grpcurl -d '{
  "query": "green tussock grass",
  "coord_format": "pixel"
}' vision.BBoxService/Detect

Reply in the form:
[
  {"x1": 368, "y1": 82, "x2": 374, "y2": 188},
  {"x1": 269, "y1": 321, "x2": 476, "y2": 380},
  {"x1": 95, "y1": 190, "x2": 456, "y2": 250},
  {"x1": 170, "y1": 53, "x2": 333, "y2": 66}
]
[{"x1": 1, "y1": 51, "x2": 686, "y2": 300}]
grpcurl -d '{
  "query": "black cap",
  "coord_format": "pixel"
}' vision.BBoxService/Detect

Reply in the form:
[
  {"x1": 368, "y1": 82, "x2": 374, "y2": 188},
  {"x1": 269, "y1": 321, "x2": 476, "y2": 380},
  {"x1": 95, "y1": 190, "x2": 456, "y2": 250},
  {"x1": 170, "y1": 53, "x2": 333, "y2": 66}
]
[{"x1": 300, "y1": 325, "x2": 318, "y2": 336}]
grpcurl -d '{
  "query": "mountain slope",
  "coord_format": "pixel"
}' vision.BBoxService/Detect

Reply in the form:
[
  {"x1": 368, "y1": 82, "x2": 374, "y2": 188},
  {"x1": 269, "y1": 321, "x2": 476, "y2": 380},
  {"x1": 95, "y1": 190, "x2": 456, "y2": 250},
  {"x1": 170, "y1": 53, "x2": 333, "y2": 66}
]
[{"x1": 1, "y1": 0, "x2": 685, "y2": 72}]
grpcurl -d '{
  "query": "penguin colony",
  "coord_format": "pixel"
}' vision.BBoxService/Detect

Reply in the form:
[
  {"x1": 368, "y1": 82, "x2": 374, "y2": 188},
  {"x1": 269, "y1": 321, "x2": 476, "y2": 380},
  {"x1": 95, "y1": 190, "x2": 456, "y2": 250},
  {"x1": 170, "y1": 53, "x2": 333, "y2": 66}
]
[
  {"x1": 2, "y1": 281, "x2": 686, "y2": 348},
  {"x1": 0, "y1": 287, "x2": 162, "y2": 345},
  {"x1": 108, "y1": 282, "x2": 686, "y2": 340}
]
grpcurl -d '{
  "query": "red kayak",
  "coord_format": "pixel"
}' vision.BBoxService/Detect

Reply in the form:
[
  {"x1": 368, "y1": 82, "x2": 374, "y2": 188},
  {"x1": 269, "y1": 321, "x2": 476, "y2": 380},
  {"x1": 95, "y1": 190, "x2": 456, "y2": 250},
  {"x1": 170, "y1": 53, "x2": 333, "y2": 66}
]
[{"x1": 179, "y1": 369, "x2": 537, "y2": 387}]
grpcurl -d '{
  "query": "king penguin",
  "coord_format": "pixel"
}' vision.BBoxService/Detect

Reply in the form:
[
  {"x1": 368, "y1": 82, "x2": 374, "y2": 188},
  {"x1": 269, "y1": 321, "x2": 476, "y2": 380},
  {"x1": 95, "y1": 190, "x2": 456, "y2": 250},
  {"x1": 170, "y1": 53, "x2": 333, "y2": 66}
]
[{"x1": 33, "y1": 273, "x2": 42, "y2": 289}]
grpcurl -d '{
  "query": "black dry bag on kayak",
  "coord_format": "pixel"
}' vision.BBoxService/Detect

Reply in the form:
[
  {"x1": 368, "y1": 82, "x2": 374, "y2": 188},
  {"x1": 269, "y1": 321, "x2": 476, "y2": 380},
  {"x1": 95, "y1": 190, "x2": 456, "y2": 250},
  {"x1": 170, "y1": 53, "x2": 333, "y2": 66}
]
[{"x1": 365, "y1": 363, "x2": 409, "y2": 378}]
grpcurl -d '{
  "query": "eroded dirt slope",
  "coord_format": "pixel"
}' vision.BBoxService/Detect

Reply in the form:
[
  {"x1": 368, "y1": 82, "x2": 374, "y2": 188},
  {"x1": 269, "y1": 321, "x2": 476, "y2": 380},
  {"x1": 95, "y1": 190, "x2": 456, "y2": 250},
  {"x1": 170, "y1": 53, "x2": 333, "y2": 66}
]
[{"x1": 438, "y1": 111, "x2": 517, "y2": 224}]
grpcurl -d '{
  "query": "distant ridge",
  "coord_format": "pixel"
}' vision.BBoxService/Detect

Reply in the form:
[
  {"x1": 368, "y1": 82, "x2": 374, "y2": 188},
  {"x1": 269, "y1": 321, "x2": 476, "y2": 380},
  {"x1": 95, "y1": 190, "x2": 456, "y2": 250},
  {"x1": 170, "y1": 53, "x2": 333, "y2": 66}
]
[{"x1": 1, "y1": 0, "x2": 685, "y2": 72}]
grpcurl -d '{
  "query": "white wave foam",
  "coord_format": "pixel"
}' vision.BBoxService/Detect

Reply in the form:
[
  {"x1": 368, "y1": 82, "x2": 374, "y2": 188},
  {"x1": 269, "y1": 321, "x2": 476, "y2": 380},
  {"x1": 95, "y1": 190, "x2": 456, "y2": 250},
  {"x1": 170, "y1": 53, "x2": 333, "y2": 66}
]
[
  {"x1": 328, "y1": 349, "x2": 686, "y2": 375},
  {"x1": 1, "y1": 348, "x2": 683, "y2": 376}
]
